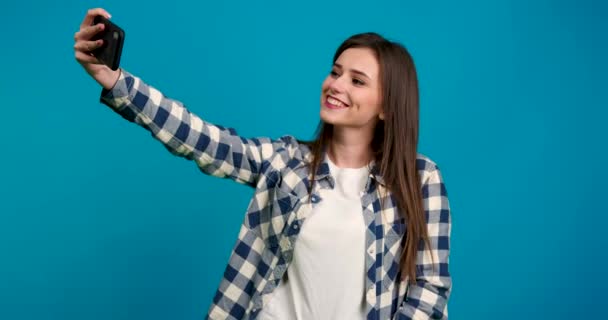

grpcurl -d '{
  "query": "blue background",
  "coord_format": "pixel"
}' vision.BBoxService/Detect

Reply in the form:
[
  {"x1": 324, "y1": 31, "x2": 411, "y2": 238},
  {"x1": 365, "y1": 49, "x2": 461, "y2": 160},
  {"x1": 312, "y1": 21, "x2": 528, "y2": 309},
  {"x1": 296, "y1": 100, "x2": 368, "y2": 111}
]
[{"x1": 1, "y1": 0, "x2": 606, "y2": 319}]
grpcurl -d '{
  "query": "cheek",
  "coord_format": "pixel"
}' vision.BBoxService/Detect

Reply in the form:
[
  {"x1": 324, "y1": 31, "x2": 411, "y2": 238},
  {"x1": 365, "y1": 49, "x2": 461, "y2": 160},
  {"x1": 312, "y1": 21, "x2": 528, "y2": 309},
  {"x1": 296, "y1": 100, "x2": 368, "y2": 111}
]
[
  {"x1": 357, "y1": 91, "x2": 382, "y2": 111},
  {"x1": 370, "y1": 95, "x2": 382, "y2": 109}
]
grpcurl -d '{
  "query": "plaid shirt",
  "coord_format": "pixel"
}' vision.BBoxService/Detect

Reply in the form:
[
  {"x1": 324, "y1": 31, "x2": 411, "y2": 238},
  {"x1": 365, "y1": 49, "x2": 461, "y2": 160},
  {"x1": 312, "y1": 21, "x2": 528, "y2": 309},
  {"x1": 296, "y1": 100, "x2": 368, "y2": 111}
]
[{"x1": 100, "y1": 70, "x2": 452, "y2": 320}]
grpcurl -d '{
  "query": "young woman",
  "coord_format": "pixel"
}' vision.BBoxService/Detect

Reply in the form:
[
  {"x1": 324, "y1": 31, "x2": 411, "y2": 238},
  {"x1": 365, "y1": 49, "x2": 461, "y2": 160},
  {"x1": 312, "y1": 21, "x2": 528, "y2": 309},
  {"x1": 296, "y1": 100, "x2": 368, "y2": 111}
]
[{"x1": 74, "y1": 8, "x2": 452, "y2": 320}]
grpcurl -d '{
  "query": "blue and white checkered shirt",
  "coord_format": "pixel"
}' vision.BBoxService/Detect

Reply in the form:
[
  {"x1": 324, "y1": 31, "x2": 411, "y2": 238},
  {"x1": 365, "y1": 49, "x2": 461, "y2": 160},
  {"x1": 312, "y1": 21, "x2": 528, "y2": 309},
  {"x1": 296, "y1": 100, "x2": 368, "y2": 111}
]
[{"x1": 100, "y1": 70, "x2": 452, "y2": 320}]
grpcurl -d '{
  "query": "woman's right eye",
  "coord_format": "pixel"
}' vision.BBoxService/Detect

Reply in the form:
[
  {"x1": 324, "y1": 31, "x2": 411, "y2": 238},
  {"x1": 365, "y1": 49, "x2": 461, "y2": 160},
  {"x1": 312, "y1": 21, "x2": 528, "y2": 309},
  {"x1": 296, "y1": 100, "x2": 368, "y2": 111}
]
[{"x1": 330, "y1": 70, "x2": 339, "y2": 77}]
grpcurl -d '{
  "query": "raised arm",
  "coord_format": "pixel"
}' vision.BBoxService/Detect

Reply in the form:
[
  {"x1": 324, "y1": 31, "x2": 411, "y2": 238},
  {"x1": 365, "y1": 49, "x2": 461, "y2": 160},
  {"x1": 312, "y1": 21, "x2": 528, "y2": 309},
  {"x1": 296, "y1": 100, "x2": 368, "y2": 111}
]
[
  {"x1": 74, "y1": 8, "x2": 290, "y2": 187},
  {"x1": 99, "y1": 70, "x2": 288, "y2": 186}
]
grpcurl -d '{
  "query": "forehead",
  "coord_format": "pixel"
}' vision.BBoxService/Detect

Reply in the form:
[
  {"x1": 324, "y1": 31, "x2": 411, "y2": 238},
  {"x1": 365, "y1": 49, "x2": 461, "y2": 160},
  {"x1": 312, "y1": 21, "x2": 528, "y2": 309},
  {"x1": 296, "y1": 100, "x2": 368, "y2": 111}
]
[{"x1": 334, "y1": 47, "x2": 379, "y2": 78}]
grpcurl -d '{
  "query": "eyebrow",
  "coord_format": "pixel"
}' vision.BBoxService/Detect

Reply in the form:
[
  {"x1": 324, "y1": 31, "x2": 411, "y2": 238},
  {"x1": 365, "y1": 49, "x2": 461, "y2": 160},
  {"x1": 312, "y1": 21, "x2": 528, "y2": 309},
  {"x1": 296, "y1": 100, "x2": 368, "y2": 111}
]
[{"x1": 334, "y1": 63, "x2": 371, "y2": 80}]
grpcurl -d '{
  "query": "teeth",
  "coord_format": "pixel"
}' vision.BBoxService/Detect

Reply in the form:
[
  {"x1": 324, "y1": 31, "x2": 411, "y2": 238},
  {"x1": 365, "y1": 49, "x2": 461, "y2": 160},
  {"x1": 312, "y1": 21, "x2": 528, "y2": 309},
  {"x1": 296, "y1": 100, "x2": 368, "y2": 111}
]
[{"x1": 328, "y1": 96, "x2": 346, "y2": 107}]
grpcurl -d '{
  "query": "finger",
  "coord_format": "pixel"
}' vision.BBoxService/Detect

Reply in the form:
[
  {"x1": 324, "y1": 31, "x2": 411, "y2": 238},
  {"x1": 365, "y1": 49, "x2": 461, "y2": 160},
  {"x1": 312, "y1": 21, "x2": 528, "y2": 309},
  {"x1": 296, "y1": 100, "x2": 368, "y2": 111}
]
[
  {"x1": 80, "y1": 8, "x2": 112, "y2": 29},
  {"x1": 74, "y1": 23, "x2": 104, "y2": 41},
  {"x1": 75, "y1": 51, "x2": 101, "y2": 64},
  {"x1": 74, "y1": 39, "x2": 104, "y2": 53}
]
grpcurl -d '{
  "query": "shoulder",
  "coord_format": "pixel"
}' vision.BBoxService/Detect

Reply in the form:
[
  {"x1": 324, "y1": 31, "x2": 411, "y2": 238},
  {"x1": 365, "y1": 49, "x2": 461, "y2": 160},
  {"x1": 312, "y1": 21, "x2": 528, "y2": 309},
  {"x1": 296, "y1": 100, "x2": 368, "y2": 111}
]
[
  {"x1": 416, "y1": 153, "x2": 440, "y2": 173},
  {"x1": 274, "y1": 135, "x2": 313, "y2": 161},
  {"x1": 259, "y1": 135, "x2": 312, "y2": 173},
  {"x1": 416, "y1": 153, "x2": 447, "y2": 186}
]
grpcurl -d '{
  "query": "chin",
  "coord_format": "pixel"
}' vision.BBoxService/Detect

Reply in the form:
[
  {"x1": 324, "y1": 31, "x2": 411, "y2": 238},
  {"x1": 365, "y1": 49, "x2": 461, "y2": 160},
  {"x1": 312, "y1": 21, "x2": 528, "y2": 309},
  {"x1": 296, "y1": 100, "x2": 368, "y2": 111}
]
[{"x1": 319, "y1": 109, "x2": 340, "y2": 126}]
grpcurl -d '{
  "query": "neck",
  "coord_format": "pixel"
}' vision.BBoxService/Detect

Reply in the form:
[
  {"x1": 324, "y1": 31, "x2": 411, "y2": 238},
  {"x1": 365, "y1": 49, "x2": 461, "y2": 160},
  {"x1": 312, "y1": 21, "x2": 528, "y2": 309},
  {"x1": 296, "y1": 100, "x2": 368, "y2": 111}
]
[{"x1": 328, "y1": 126, "x2": 374, "y2": 168}]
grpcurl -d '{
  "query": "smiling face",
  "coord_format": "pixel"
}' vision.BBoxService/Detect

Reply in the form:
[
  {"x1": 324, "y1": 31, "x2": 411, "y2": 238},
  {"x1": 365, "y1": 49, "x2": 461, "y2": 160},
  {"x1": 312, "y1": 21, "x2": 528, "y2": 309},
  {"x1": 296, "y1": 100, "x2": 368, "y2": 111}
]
[{"x1": 320, "y1": 47, "x2": 384, "y2": 130}]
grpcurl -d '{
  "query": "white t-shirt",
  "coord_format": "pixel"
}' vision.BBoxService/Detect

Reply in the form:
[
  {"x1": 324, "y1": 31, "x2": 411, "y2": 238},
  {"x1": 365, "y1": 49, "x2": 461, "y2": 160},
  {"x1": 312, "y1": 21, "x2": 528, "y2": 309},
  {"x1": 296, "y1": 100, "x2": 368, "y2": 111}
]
[{"x1": 258, "y1": 157, "x2": 369, "y2": 320}]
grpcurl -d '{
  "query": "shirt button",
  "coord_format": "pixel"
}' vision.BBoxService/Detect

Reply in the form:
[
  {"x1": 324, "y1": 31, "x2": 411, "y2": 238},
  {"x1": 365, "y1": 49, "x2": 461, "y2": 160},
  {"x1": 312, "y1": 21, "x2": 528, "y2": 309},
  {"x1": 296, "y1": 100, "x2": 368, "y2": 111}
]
[
  {"x1": 280, "y1": 237, "x2": 291, "y2": 249},
  {"x1": 368, "y1": 248, "x2": 375, "y2": 255}
]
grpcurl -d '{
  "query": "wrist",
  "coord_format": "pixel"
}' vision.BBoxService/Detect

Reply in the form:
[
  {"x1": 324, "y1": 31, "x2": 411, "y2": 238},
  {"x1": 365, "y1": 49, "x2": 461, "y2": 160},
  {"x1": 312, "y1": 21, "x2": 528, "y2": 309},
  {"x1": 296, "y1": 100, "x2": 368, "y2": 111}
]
[{"x1": 97, "y1": 68, "x2": 121, "y2": 90}]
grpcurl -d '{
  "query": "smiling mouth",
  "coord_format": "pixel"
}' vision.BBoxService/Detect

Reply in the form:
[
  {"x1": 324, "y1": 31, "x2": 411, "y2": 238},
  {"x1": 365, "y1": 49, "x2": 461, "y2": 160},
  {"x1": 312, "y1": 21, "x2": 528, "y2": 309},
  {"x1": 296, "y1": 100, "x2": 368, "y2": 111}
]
[{"x1": 325, "y1": 95, "x2": 349, "y2": 109}]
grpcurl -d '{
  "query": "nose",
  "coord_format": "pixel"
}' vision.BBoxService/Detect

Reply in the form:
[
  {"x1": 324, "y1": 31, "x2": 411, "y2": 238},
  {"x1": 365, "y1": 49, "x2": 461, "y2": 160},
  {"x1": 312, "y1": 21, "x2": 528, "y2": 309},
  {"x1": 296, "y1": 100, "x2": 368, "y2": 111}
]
[{"x1": 328, "y1": 75, "x2": 347, "y2": 94}]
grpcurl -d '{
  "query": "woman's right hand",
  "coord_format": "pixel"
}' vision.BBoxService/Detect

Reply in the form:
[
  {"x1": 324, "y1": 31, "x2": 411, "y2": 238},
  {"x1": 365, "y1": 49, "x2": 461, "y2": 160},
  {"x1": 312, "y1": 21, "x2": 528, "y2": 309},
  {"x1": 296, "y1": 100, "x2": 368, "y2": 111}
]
[{"x1": 74, "y1": 8, "x2": 121, "y2": 90}]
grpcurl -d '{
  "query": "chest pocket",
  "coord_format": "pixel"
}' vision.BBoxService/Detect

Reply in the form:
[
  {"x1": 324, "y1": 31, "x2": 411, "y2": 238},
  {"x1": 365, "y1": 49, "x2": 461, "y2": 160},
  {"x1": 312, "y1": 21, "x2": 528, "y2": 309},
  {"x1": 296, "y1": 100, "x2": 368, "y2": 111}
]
[
  {"x1": 384, "y1": 220, "x2": 405, "y2": 251},
  {"x1": 379, "y1": 191, "x2": 405, "y2": 252},
  {"x1": 381, "y1": 196, "x2": 406, "y2": 290},
  {"x1": 261, "y1": 173, "x2": 301, "y2": 252}
]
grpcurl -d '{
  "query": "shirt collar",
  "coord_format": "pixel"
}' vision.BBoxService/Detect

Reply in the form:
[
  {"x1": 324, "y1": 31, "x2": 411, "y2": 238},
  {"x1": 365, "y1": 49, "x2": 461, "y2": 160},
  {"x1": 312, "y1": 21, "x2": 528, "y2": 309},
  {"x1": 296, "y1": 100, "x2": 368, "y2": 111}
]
[
  {"x1": 293, "y1": 143, "x2": 387, "y2": 188},
  {"x1": 368, "y1": 160, "x2": 385, "y2": 186},
  {"x1": 307, "y1": 151, "x2": 386, "y2": 188}
]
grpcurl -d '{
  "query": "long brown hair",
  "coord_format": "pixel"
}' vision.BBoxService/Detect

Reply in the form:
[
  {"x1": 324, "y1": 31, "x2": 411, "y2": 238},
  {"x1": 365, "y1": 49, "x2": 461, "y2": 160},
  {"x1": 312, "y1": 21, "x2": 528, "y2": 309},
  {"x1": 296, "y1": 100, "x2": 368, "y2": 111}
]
[{"x1": 302, "y1": 32, "x2": 429, "y2": 283}]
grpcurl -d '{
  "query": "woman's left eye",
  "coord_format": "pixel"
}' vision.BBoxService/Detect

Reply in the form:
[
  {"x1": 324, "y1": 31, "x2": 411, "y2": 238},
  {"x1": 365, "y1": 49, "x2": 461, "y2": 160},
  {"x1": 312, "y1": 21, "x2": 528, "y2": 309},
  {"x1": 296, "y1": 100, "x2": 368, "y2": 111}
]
[{"x1": 352, "y1": 78, "x2": 365, "y2": 86}]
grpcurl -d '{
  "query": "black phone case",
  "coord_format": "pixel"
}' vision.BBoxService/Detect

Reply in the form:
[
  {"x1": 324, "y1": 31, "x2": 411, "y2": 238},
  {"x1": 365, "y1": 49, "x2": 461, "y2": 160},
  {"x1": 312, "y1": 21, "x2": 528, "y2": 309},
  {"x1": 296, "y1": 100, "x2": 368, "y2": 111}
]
[{"x1": 91, "y1": 16, "x2": 125, "y2": 71}]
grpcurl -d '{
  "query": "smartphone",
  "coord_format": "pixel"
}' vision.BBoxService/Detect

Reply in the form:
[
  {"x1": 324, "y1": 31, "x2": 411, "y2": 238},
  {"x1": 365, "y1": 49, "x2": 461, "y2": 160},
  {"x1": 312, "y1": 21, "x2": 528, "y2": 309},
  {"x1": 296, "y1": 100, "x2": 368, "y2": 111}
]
[{"x1": 90, "y1": 16, "x2": 125, "y2": 71}]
